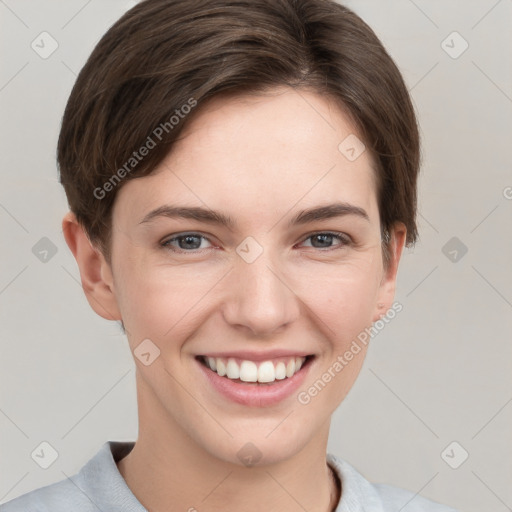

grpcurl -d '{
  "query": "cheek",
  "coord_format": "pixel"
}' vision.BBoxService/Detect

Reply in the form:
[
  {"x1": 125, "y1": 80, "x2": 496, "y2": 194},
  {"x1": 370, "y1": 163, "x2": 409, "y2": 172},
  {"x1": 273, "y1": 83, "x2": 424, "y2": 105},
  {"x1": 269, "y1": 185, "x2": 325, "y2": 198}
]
[
  {"x1": 114, "y1": 257, "x2": 227, "y2": 344},
  {"x1": 114, "y1": 243, "x2": 382, "y2": 348},
  {"x1": 290, "y1": 257, "x2": 382, "y2": 334},
  {"x1": 292, "y1": 264, "x2": 378, "y2": 408}
]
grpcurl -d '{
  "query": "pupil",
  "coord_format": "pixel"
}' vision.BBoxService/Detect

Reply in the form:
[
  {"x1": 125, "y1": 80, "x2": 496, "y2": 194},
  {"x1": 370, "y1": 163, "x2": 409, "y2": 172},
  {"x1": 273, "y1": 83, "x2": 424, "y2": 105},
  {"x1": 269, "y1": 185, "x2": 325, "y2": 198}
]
[
  {"x1": 181, "y1": 235, "x2": 200, "y2": 249},
  {"x1": 313, "y1": 234, "x2": 332, "y2": 248}
]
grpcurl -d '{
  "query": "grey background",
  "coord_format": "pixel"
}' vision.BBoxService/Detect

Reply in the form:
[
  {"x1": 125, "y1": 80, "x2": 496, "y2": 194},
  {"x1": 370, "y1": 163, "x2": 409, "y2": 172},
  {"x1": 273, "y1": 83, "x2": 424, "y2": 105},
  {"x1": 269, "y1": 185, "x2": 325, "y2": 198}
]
[{"x1": 1, "y1": 1, "x2": 511, "y2": 511}]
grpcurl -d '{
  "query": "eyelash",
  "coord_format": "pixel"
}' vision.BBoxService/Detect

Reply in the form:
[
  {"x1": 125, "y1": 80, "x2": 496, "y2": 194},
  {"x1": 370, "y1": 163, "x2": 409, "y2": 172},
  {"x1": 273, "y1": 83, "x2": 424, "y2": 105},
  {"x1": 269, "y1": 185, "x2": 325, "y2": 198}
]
[{"x1": 160, "y1": 231, "x2": 353, "y2": 253}]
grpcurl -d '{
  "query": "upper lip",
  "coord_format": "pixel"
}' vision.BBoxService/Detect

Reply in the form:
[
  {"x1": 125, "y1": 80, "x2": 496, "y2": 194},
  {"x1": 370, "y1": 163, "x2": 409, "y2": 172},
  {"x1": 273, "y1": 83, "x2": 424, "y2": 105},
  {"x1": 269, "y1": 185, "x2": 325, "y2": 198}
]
[{"x1": 198, "y1": 350, "x2": 314, "y2": 362}]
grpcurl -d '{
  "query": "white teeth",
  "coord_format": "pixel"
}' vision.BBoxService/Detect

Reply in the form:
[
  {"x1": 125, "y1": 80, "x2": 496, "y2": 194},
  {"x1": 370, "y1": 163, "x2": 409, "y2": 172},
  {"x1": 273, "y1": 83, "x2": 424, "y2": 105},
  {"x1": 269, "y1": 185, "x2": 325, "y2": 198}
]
[
  {"x1": 226, "y1": 358, "x2": 240, "y2": 379},
  {"x1": 202, "y1": 355, "x2": 308, "y2": 383},
  {"x1": 257, "y1": 361, "x2": 275, "y2": 383},
  {"x1": 240, "y1": 361, "x2": 258, "y2": 382},
  {"x1": 275, "y1": 362, "x2": 287, "y2": 380},
  {"x1": 216, "y1": 359, "x2": 226, "y2": 377},
  {"x1": 286, "y1": 359, "x2": 296, "y2": 378}
]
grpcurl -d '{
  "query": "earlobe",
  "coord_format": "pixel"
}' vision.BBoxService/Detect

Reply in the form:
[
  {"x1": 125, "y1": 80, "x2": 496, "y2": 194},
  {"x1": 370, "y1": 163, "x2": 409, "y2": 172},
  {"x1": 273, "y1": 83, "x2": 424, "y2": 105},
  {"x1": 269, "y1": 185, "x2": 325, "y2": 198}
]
[
  {"x1": 372, "y1": 223, "x2": 407, "y2": 322},
  {"x1": 62, "y1": 211, "x2": 122, "y2": 321}
]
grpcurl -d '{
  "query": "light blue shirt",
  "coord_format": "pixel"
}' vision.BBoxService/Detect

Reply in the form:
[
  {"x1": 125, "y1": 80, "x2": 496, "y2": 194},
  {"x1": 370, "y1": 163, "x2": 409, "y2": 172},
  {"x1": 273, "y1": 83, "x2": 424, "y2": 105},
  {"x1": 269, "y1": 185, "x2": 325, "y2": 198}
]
[{"x1": 0, "y1": 441, "x2": 458, "y2": 511}]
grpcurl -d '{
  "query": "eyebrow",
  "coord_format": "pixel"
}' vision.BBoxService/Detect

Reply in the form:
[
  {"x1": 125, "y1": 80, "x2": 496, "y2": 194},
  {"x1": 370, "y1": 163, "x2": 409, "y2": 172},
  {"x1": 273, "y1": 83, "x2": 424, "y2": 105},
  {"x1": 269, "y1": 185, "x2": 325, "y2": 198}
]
[{"x1": 139, "y1": 202, "x2": 370, "y2": 229}]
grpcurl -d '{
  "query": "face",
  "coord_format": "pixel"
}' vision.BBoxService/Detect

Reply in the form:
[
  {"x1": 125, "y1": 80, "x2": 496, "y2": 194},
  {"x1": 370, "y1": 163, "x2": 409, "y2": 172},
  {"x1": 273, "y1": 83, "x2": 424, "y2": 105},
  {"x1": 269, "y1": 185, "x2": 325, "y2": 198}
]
[{"x1": 93, "y1": 87, "x2": 404, "y2": 466}]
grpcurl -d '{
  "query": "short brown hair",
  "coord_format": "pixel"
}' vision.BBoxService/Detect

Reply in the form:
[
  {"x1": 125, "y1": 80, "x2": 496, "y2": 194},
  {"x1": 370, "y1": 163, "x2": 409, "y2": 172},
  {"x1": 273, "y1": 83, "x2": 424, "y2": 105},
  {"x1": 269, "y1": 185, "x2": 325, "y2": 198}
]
[{"x1": 57, "y1": 0, "x2": 420, "y2": 266}]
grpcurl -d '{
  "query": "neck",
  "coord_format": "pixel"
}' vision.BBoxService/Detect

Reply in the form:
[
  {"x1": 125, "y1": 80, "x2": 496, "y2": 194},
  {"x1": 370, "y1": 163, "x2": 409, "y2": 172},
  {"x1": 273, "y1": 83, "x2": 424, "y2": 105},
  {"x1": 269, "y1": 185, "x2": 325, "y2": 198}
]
[{"x1": 117, "y1": 373, "x2": 341, "y2": 512}]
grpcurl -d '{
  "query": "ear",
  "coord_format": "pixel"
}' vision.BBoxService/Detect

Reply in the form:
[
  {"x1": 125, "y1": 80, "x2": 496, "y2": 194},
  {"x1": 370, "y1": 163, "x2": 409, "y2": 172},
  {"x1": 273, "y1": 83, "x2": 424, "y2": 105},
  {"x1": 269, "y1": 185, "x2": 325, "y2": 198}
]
[
  {"x1": 62, "y1": 211, "x2": 122, "y2": 321},
  {"x1": 372, "y1": 222, "x2": 407, "y2": 323}
]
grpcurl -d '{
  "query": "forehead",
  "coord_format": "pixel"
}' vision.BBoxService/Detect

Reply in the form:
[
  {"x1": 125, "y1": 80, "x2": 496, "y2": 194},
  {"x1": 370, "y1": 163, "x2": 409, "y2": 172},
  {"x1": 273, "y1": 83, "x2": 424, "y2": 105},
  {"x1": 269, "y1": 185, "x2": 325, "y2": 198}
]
[
  {"x1": 113, "y1": 87, "x2": 380, "y2": 230},
  {"x1": 174, "y1": 86, "x2": 368, "y2": 167}
]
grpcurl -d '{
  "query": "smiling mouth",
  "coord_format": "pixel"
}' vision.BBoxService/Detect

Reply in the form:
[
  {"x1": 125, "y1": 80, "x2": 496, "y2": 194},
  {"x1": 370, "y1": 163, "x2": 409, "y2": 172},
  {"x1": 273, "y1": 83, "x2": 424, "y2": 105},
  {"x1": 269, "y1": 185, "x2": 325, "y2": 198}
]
[{"x1": 195, "y1": 354, "x2": 315, "y2": 385}]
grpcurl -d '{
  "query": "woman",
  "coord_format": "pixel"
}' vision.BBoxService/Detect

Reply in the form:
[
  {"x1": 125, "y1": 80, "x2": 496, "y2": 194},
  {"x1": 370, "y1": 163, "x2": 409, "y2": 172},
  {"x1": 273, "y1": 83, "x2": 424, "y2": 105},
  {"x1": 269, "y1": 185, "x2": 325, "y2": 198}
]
[{"x1": 0, "y1": 0, "x2": 458, "y2": 510}]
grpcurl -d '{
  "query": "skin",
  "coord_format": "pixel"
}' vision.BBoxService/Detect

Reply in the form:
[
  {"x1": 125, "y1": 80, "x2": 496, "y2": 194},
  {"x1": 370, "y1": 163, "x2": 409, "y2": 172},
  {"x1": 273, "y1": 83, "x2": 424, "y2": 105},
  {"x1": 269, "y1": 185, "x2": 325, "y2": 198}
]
[{"x1": 63, "y1": 86, "x2": 406, "y2": 512}]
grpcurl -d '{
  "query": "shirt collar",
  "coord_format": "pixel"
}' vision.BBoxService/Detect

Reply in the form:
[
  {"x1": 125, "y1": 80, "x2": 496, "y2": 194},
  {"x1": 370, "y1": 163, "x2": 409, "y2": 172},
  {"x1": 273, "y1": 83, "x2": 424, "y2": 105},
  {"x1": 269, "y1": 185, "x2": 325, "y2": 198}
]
[
  {"x1": 327, "y1": 453, "x2": 384, "y2": 511},
  {"x1": 78, "y1": 441, "x2": 146, "y2": 511},
  {"x1": 77, "y1": 441, "x2": 383, "y2": 512}
]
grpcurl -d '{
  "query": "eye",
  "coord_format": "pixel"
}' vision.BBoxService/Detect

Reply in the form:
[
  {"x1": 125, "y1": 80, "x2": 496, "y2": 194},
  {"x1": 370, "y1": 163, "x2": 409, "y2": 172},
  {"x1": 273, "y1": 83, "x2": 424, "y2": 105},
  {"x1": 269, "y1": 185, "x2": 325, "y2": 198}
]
[
  {"x1": 298, "y1": 232, "x2": 352, "y2": 250},
  {"x1": 161, "y1": 233, "x2": 213, "y2": 252},
  {"x1": 161, "y1": 231, "x2": 352, "y2": 254}
]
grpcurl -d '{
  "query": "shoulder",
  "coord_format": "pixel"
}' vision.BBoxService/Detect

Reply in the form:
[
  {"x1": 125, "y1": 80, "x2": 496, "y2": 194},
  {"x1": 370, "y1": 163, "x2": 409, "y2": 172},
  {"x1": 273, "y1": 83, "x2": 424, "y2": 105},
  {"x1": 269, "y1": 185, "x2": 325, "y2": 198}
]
[
  {"x1": 0, "y1": 441, "x2": 138, "y2": 512},
  {"x1": 372, "y1": 482, "x2": 459, "y2": 512},
  {"x1": 327, "y1": 453, "x2": 459, "y2": 512},
  {"x1": 0, "y1": 476, "x2": 93, "y2": 512}
]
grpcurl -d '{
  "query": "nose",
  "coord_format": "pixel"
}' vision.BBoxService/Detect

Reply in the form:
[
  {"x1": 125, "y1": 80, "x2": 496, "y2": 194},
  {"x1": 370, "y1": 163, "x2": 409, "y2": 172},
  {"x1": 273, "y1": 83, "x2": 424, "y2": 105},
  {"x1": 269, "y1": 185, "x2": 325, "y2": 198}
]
[{"x1": 221, "y1": 248, "x2": 300, "y2": 337}]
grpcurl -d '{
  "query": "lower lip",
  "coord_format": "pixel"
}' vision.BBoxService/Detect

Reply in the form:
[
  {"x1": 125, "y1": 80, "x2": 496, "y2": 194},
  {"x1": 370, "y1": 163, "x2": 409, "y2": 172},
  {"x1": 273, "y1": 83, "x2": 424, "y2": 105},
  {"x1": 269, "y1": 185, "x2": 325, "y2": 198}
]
[{"x1": 195, "y1": 356, "x2": 315, "y2": 407}]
